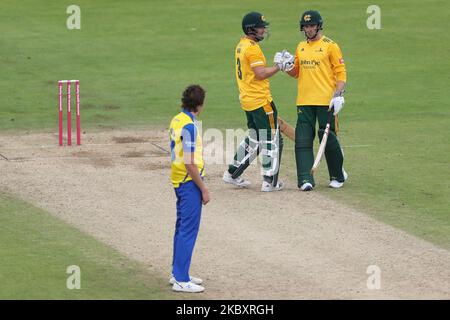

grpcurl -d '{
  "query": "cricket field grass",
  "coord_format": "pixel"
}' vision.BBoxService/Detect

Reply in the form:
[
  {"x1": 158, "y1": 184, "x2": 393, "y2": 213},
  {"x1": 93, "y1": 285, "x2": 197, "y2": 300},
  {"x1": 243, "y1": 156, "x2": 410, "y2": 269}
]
[{"x1": 0, "y1": 0, "x2": 449, "y2": 299}]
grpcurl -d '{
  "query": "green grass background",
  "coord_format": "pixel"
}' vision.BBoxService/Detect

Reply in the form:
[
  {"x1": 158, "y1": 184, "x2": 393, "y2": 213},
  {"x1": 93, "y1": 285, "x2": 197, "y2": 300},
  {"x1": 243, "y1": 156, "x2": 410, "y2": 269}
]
[{"x1": 1, "y1": 0, "x2": 449, "y2": 298}]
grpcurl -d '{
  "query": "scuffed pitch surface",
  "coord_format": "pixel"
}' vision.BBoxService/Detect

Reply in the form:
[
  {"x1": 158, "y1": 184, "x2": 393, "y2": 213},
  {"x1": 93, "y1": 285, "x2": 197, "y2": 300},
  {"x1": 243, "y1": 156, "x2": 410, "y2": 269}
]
[{"x1": 1, "y1": 129, "x2": 449, "y2": 299}]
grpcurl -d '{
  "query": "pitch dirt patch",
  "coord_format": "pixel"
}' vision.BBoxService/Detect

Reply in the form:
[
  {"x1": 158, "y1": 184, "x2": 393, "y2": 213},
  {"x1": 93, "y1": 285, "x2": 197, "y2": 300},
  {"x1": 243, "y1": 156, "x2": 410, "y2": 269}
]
[
  {"x1": 121, "y1": 151, "x2": 146, "y2": 158},
  {"x1": 138, "y1": 161, "x2": 171, "y2": 171},
  {"x1": 73, "y1": 150, "x2": 95, "y2": 158},
  {"x1": 1, "y1": 129, "x2": 449, "y2": 299},
  {"x1": 82, "y1": 157, "x2": 114, "y2": 168},
  {"x1": 113, "y1": 136, "x2": 147, "y2": 144}
]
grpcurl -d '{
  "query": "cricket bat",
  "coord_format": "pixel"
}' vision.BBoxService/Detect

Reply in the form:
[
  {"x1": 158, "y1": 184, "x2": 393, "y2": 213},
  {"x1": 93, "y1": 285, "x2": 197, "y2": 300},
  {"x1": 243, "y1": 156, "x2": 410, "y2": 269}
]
[{"x1": 311, "y1": 109, "x2": 333, "y2": 174}]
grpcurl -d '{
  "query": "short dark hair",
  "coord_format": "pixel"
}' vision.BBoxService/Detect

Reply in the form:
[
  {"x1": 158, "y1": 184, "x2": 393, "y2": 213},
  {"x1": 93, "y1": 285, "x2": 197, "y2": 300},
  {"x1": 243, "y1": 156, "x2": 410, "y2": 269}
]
[{"x1": 181, "y1": 85, "x2": 205, "y2": 112}]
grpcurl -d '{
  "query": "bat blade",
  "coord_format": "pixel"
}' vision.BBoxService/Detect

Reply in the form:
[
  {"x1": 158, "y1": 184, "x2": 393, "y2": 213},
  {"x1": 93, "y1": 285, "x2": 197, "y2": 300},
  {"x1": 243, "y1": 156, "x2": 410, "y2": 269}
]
[
  {"x1": 311, "y1": 109, "x2": 333, "y2": 174},
  {"x1": 278, "y1": 116, "x2": 295, "y2": 141},
  {"x1": 311, "y1": 124, "x2": 330, "y2": 174}
]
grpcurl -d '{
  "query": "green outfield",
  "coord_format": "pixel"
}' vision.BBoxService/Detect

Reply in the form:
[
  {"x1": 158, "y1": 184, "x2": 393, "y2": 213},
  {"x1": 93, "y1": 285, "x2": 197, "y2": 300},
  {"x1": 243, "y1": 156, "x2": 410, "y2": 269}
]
[
  {"x1": 0, "y1": 193, "x2": 178, "y2": 299},
  {"x1": 1, "y1": 0, "x2": 449, "y2": 299}
]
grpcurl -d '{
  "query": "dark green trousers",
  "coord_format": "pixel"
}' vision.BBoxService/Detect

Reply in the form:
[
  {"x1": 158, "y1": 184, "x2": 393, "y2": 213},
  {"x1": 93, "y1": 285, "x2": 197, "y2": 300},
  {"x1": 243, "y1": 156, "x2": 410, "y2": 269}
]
[
  {"x1": 229, "y1": 101, "x2": 283, "y2": 182},
  {"x1": 295, "y1": 105, "x2": 344, "y2": 187}
]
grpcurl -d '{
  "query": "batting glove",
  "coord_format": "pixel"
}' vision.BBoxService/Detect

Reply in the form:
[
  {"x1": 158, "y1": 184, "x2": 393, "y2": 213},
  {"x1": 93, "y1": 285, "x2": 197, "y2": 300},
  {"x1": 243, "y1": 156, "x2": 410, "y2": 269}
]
[
  {"x1": 329, "y1": 97, "x2": 344, "y2": 115},
  {"x1": 281, "y1": 50, "x2": 295, "y2": 72},
  {"x1": 282, "y1": 60, "x2": 294, "y2": 72},
  {"x1": 273, "y1": 52, "x2": 284, "y2": 70},
  {"x1": 328, "y1": 90, "x2": 345, "y2": 115}
]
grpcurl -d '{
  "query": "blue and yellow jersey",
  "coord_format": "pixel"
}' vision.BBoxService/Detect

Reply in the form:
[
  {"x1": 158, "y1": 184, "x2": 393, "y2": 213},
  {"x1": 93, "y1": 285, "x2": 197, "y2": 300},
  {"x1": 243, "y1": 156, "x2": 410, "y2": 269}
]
[{"x1": 169, "y1": 109, "x2": 204, "y2": 188}]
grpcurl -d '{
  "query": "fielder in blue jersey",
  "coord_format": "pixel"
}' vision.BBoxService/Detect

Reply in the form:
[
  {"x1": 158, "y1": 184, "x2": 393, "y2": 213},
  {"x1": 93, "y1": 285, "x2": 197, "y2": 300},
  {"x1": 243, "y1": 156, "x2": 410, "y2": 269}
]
[{"x1": 168, "y1": 85, "x2": 210, "y2": 293}]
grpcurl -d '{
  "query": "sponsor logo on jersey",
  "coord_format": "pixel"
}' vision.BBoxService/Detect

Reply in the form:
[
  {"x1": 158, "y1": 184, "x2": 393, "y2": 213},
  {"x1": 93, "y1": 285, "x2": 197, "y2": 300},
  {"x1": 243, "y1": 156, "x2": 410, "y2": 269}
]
[{"x1": 300, "y1": 59, "x2": 321, "y2": 67}]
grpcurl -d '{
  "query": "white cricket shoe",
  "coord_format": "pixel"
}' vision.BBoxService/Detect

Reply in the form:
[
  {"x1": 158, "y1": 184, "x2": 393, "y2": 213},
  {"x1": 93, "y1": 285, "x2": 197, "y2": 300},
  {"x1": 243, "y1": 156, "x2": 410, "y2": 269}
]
[
  {"x1": 172, "y1": 281, "x2": 205, "y2": 293},
  {"x1": 261, "y1": 180, "x2": 284, "y2": 192},
  {"x1": 223, "y1": 170, "x2": 251, "y2": 188},
  {"x1": 300, "y1": 182, "x2": 314, "y2": 191},
  {"x1": 169, "y1": 276, "x2": 203, "y2": 285},
  {"x1": 329, "y1": 169, "x2": 348, "y2": 189}
]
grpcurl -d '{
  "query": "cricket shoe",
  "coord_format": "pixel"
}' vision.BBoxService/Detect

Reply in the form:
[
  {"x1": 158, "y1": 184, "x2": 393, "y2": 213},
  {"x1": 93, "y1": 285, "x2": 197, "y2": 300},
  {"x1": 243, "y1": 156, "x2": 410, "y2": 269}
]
[
  {"x1": 300, "y1": 182, "x2": 314, "y2": 191},
  {"x1": 223, "y1": 170, "x2": 251, "y2": 188},
  {"x1": 169, "y1": 276, "x2": 203, "y2": 285},
  {"x1": 172, "y1": 281, "x2": 205, "y2": 293},
  {"x1": 261, "y1": 180, "x2": 285, "y2": 192},
  {"x1": 329, "y1": 169, "x2": 348, "y2": 189}
]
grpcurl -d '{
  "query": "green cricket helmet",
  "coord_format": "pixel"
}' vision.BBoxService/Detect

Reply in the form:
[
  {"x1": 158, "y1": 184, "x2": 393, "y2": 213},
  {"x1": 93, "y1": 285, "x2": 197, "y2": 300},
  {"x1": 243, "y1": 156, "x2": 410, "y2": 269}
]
[
  {"x1": 242, "y1": 12, "x2": 269, "y2": 41},
  {"x1": 300, "y1": 10, "x2": 323, "y2": 31}
]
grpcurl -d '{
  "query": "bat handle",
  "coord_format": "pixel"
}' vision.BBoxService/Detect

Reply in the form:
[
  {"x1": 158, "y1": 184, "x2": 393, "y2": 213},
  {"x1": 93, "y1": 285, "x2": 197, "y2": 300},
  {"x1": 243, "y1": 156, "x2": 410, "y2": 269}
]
[{"x1": 328, "y1": 106, "x2": 334, "y2": 120}]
